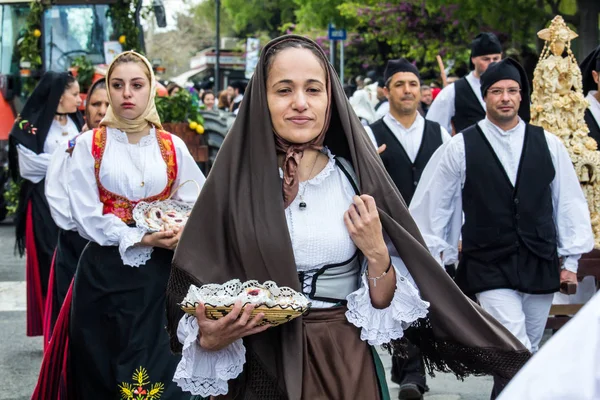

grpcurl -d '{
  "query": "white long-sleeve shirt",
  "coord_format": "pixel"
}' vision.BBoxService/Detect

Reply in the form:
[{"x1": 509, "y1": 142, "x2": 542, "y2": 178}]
[
  {"x1": 172, "y1": 149, "x2": 430, "y2": 397},
  {"x1": 409, "y1": 117, "x2": 594, "y2": 273},
  {"x1": 17, "y1": 116, "x2": 79, "y2": 183},
  {"x1": 426, "y1": 71, "x2": 486, "y2": 133},
  {"x1": 364, "y1": 113, "x2": 451, "y2": 159},
  {"x1": 586, "y1": 91, "x2": 600, "y2": 126},
  {"x1": 67, "y1": 127, "x2": 206, "y2": 267},
  {"x1": 46, "y1": 138, "x2": 79, "y2": 231}
]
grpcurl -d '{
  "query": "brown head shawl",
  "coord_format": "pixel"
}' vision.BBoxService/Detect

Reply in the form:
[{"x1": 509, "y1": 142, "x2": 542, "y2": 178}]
[{"x1": 167, "y1": 35, "x2": 530, "y2": 400}]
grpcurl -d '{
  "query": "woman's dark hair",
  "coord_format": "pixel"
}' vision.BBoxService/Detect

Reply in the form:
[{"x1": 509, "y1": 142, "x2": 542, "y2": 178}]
[
  {"x1": 201, "y1": 90, "x2": 214, "y2": 103},
  {"x1": 263, "y1": 39, "x2": 327, "y2": 78},
  {"x1": 65, "y1": 73, "x2": 77, "y2": 89},
  {"x1": 166, "y1": 82, "x2": 181, "y2": 96}
]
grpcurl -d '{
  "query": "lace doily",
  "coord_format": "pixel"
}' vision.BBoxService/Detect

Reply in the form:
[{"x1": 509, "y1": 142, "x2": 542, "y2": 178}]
[
  {"x1": 133, "y1": 199, "x2": 192, "y2": 232},
  {"x1": 182, "y1": 279, "x2": 310, "y2": 308}
]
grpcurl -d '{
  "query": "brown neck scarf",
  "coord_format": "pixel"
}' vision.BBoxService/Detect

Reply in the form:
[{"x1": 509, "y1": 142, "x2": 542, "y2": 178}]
[{"x1": 166, "y1": 35, "x2": 530, "y2": 400}]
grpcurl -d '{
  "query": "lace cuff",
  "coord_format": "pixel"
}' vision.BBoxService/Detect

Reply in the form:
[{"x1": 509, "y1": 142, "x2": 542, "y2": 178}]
[
  {"x1": 173, "y1": 315, "x2": 245, "y2": 396},
  {"x1": 345, "y1": 263, "x2": 429, "y2": 345},
  {"x1": 118, "y1": 227, "x2": 153, "y2": 267}
]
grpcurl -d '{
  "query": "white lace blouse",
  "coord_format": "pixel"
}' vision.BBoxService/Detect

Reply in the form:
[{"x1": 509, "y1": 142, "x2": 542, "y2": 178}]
[
  {"x1": 67, "y1": 126, "x2": 206, "y2": 267},
  {"x1": 173, "y1": 149, "x2": 429, "y2": 397}
]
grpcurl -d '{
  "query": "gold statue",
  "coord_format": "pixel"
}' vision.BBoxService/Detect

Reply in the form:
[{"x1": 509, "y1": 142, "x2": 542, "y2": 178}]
[{"x1": 531, "y1": 15, "x2": 600, "y2": 248}]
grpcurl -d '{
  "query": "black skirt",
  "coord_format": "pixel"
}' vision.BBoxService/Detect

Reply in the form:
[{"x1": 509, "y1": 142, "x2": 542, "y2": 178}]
[
  {"x1": 70, "y1": 242, "x2": 186, "y2": 399},
  {"x1": 48, "y1": 229, "x2": 88, "y2": 332}
]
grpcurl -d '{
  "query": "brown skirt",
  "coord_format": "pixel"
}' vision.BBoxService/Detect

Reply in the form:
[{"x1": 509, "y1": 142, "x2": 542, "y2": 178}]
[
  {"x1": 212, "y1": 306, "x2": 382, "y2": 400},
  {"x1": 301, "y1": 306, "x2": 381, "y2": 400}
]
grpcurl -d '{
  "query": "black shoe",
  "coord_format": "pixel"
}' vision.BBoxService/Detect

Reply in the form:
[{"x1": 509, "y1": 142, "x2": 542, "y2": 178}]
[{"x1": 398, "y1": 383, "x2": 423, "y2": 400}]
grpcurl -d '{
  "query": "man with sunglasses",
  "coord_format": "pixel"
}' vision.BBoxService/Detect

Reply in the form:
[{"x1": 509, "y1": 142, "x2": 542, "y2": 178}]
[{"x1": 409, "y1": 58, "x2": 593, "y2": 398}]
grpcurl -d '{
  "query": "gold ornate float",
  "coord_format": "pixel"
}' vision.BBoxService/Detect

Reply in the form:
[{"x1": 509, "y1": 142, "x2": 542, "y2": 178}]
[{"x1": 530, "y1": 15, "x2": 600, "y2": 248}]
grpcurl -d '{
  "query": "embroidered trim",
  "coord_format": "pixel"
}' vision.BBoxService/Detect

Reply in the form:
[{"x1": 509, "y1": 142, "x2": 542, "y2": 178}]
[
  {"x1": 91, "y1": 126, "x2": 179, "y2": 223},
  {"x1": 118, "y1": 366, "x2": 164, "y2": 399}
]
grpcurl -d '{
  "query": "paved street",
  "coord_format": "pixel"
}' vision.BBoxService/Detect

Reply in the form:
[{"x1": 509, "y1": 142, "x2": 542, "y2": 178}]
[{"x1": 0, "y1": 222, "x2": 490, "y2": 399}]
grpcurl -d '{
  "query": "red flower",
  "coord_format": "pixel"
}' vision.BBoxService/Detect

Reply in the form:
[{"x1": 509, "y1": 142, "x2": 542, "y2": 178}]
[{"x1": 134, "y1": 386, "x2": 147, "y2": 395}]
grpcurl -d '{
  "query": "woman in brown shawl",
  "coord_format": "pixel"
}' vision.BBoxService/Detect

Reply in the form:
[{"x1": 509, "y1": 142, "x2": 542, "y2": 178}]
[{"x1": 167, "y1": 35, "x2": 530, "y2": 400}]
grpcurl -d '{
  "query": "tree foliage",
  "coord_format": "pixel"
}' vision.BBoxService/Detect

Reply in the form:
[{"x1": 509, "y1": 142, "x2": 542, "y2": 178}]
[{"x1": 206, "y1": 0, "x2": 594, "y2": 81}]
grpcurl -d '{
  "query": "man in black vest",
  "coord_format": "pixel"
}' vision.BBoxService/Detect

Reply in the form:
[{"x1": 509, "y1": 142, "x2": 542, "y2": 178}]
[
  {"x1": 410, "y1": 58, "x2": 594, "y2": 398},
  {"x1": 427, "y1": 32, "x2": 502, "y2": 134},
  {"x1": 581, "y1": 45, "x2": 600, "y2": 142},
  {"x1": 365, "y1": 59, "x2": 450, "y2": 400}
]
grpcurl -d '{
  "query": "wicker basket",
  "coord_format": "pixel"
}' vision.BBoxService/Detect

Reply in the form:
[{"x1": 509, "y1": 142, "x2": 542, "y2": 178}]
[
  {"x1": 180, "y1": 279, "x2": 311, "y2": 326},
  {"x1": 180, "y1": 303, "x2": 309, "y2": 326}
]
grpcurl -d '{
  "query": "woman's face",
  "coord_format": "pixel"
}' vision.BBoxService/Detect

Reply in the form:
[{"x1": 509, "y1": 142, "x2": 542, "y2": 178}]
[
  {"x1": 58, "y1": 81, "x2": 82, "y2": 114},
  {"x1": 204, "y1": 93, "x2": 215, "y2": 110},
  {"x1": 266, "y1": 47, "x2": 328, "y2": 144},
  {"x1": 109, "y1": 62, "x2": 151, "y2": 120},
  {"x1": 87, "y1": 87, "x2": 109, "y2": 129}
]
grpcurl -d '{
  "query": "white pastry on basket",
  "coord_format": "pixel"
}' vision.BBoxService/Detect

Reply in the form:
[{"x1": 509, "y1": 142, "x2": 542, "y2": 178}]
[{"x1": 239, "y1": 287, "x2": 274, "y2": 306}]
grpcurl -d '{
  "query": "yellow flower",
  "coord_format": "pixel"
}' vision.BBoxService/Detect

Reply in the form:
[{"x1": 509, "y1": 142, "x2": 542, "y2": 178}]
[
  {"x1": 189, "y1": 121, "x2": 198, "y2": 130},
  {"x1": 33, "y1": 29, "x2": 41, "y2": 38},
  {"x1": 119, "y1": 35, "x2": 127, "y2": 45},
  {"x1": 195, "y1": 125, "x2": 205, "y2": 134}
]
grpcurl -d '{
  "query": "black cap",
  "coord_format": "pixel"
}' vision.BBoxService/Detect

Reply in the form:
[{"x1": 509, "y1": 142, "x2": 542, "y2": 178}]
[
  {"x1": 383, "y1": 58, "x2": 420, "y2": 86},
  {"x1": 470, "y1": 33, "x2": 502, "y2": 69},
  {"x1": 580, "y1": 45, "x2": 600, "y2": 96},
  {"x1": 480, "y1": 57, "x2": 530, "y2": 122}
]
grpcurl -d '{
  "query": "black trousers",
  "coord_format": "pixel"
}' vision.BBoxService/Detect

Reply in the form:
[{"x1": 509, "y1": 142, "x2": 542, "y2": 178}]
[{"x1": 391, "y1": 341, "x2": 426, "y2": 390}]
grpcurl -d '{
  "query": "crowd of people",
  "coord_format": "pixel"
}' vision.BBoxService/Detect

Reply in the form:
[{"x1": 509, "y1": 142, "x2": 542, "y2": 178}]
[
  {"x1": 7, "y1": 30, "x2": 600, "y2": 400},
  {"x1": 164, "y1": 79, "x2": 248, "y2": 116}
]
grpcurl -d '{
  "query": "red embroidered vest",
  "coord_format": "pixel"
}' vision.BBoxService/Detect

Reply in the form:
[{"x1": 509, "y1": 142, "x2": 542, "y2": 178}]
[{"x1": 91, "y1": 126, "x2": 178, "y2": 223}]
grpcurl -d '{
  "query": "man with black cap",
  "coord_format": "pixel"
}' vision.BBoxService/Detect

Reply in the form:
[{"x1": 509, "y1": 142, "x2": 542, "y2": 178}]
[
  {"x1": 364, "y1": 58, "x2": 450, "y2": 399},
  {"x1": 580, "y1": 45, "x2": 600, "y2": 142},
  {"x1": 427, "y1": 32, "x2": 502, "y2": 134},
  {"x1": 410, "y1": 57, "x2": 594, "y2": 397},
  {"x1": 228, "y1": 80, "x2": 247, "y2": 115}
]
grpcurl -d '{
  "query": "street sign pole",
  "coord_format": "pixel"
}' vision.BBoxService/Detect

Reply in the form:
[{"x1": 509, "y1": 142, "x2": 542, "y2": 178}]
[
  {"x1": 330, "y1": 39, "x2": 334, "y2": 65},
  {"x1": 340, "y1": 40, "x2": 344, "y2": 84},
  {"x1": 328, "y1": 23, "x2": 346, "y2": 78}
]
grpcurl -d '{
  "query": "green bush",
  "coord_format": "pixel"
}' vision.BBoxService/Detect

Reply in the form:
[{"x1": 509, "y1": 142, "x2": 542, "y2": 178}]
[{"x1": 155, "y1": 89, "x2": 204, "y2": 125}]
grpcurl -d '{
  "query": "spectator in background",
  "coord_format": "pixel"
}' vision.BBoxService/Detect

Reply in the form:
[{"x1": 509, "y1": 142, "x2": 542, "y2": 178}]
[
  {"x1": 201, "y1": 91, "x2": 216, "y2": 111},
  {"x1": 419, "y1": 84, "x2": 433, "y2": 116},
  {"x1": 166, "y1": 82, "x2": 181, "y2": 96},
  {"x1": 217, "y1": 91, "x2": 231, "y2": 112},
  {"x1": 374, "y1": 77, "x2": 389, "y2": 120},
  {"x1": 355, "y1": 75, "x2": 365, "y2": 89},
  {"x1": 228, "y1": 80, "x2": 247, "y2": 115}
]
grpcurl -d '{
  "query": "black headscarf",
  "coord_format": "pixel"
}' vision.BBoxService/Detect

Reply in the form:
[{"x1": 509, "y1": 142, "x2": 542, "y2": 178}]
[
  {"x1": 167, "y1": 35, "x2": 529, "y2": 400},
  {"x1": 8, "y1": 71, "x2": 84, "y2": 255},
  {"x1": 481, "y1": 57, "x2": 531, "y2": 122},
  {"x1": 469, "y1": 32, "x2": 502, "y2": 69},
  {"x1": 580, "y1": 45, "x2": 600, "y2": 96},
  {"x1": 9, "y1": 71, "x2": 84, "y2": 180}
]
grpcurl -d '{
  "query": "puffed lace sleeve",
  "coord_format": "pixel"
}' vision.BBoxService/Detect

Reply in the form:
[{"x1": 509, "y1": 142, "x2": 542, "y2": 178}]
[
  {"x1": 67, "y1": 131, "x2": 151, "y2": 267},
  {"x1": 345, "y1": 237, "x2": 430, "y2": 346},
  {"x1": 173, "y1": 314, "x2": 245, "y2": 397}
]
